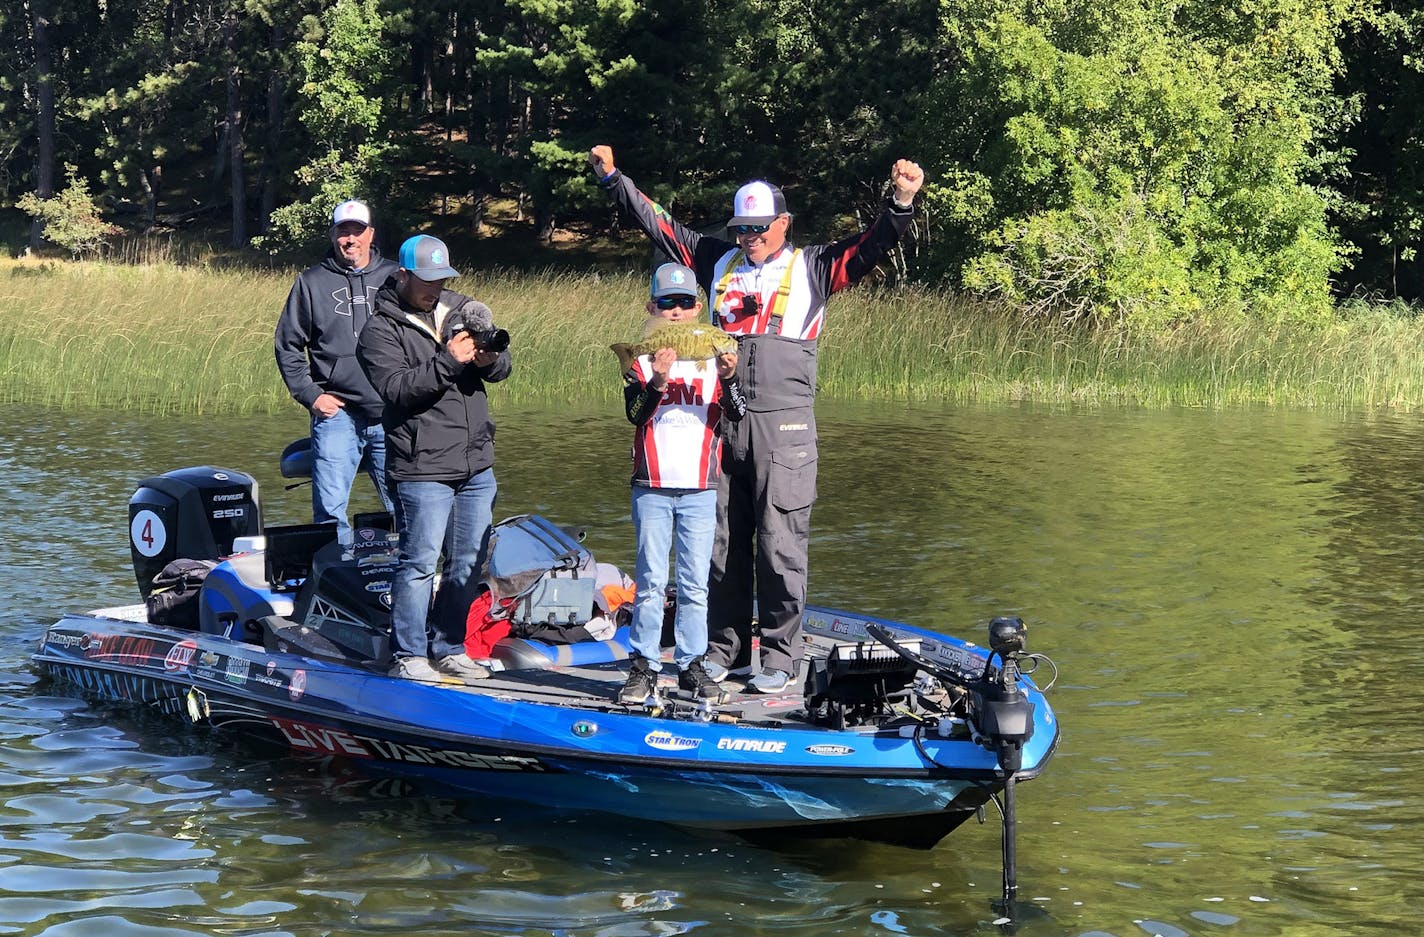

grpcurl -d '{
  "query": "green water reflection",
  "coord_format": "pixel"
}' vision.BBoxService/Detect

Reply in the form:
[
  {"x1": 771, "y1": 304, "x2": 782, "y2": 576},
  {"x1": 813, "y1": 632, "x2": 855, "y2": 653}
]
[{"x1": 4, "y1": 401, "x2": 1422, "y2": 935}]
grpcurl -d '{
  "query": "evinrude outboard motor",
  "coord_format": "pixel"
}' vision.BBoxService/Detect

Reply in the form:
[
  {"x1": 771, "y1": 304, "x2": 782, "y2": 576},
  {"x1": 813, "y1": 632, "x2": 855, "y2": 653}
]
[{"x1": 129, "y1": 466, "x2": 261, "y2": 598}]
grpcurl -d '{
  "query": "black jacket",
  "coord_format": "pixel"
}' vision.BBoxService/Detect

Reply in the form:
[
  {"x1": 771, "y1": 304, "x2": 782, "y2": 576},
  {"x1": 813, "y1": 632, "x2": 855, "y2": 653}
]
[
  {"x1": 356, "y1": 284, "x2": 512, "y2": 483},
  {"x1": 274, "y1": 248, "x2": 397, "y2": 418}
]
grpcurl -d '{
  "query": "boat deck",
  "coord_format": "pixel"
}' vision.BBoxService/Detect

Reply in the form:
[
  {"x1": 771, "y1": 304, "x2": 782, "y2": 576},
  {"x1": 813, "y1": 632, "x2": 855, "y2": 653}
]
[
  {"x1": 476, "y1": 658, "x2": 821, "y2": 728},
  {"x1": 81, "y1": 603, "x2": 849, "y2": 731}
]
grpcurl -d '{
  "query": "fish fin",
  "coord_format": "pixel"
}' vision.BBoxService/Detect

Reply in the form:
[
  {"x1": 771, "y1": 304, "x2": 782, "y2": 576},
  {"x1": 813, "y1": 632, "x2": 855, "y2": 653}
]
[{"x1": 611, "y1": 343, "x2": 637, "y2": 374}]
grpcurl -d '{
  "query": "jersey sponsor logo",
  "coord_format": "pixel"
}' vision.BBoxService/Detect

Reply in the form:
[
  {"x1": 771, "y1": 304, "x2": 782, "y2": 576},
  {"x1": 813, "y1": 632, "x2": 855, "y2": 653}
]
[{"x1": 661, "y1": 380, "x2": 710, "y2": 406}]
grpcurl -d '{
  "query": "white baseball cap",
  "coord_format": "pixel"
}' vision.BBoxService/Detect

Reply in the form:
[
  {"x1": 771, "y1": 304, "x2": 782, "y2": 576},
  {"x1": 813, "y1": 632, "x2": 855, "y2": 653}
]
[
  {"x1": 331, "y1": 200, "x2": 372, "y2": 228},
  {"x1": 727, "y1": 181, "x2": 788, "y2": 227}
]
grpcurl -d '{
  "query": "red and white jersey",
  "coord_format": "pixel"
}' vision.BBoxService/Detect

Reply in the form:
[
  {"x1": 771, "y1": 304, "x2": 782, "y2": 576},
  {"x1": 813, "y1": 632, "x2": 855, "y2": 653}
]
[
  {"x1": 709, "y1": 246, "x2": 823, "y2": 339},
  {"x1": 629, "y1": 356, "x2": 727, "y2": 490},
  {"x1": 599, "y1": 170, "x2": 914, "y2": 344}
]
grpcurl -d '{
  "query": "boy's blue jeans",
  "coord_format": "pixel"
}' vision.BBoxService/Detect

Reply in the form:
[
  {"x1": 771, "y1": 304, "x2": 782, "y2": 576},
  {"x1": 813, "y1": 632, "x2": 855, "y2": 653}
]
[{"x1": 630, "y1": 486, "x2": 717, "y2": 670}]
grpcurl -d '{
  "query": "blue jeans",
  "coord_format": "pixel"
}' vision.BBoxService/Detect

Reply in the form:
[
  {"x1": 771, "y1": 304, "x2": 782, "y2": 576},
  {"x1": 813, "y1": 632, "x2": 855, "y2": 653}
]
[
  {"x1": 310, "y1": 408, "x2": 393, "y2": 545},
  {"x1": 630, "y1": 486, "x2": 717, "y2": 670},
  {"x1": 389, "y1": 470, "x2": 497, "y2": 661}
]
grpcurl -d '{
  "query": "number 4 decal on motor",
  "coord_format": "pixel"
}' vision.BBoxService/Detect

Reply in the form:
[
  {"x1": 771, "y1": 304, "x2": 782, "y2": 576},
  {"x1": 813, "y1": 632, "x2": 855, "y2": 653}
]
[{"x1": 131, "y1": 509, "x2": 167, "y2": 557}]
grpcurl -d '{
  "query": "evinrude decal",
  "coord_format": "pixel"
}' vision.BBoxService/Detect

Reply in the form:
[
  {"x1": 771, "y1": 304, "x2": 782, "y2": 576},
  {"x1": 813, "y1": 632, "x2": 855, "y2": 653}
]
[
  {"x1": 288, "y1": 670, "x2": 307, "y2": 701},
  {"x1": 272, "y1": 717, "x2": 545, "y2": 771},
  {"x1": 643, "y1": 730, "x2": 700, "y2": 752},
  {"x1": 716, "y1": 738, "x2": 787, "y2": 754}
]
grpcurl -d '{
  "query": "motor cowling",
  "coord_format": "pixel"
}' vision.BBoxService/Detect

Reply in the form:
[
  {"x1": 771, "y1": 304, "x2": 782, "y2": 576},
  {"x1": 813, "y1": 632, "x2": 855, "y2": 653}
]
[{"x1": 129, "y1": 466, "x2": 262, "y2": 599}]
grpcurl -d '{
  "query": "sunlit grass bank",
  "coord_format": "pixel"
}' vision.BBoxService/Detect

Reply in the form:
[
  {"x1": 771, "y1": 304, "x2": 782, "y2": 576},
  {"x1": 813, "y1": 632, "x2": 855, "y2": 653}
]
[{"x1": 3, "y1": 258, "x2": 1422, "y2": 413}]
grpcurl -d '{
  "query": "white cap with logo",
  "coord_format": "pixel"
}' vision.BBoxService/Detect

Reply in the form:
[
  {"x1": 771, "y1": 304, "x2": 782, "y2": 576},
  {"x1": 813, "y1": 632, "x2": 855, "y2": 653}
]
[{"x1": 331, "y1": 200, "x2": 372, "y2": 228}]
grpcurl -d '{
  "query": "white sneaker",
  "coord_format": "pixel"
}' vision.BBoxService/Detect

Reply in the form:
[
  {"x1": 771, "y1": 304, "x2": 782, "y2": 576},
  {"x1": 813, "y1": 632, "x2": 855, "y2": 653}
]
[
  {"x1": 704, "y1": 661, "x2": 756, "y2": 683},
  {"x1": 389, "y1": 656, "x2": 442, "y2": 681},
  {"x1": 437, "y1": 653, "x2": 491, "y2": 683},
  {"x1": 747, "y1": 669, "x2": 791, "y2": 694}
]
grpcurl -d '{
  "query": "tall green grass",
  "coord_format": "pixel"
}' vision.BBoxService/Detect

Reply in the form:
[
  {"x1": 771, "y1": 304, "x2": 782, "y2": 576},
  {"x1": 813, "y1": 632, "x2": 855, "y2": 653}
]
[{"x1": 3, "y1": 258, "x2": 1423, "y2": 413}]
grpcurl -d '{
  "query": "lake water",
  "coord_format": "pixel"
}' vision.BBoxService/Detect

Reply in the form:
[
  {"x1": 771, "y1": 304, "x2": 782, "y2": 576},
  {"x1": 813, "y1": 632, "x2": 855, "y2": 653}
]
[{"x1": 4, "y1": 400, "x2": 1422, "y2": 936}]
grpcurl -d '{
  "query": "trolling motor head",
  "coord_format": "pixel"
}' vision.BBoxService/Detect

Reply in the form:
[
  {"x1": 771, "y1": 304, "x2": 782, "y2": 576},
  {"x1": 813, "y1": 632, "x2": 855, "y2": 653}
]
[
  {"x1": 989, "y1": 616, "x2": 1028, "y2": 657},
  {"x1": 972, "y1": 616, "x2": 1035, "y2": 774}
]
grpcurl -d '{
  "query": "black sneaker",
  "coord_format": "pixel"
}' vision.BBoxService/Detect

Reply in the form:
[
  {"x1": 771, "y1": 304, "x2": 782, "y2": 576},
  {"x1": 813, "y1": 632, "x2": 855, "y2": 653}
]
[
  {"x1": 617, "y1": 658, "x2": 657, "y2": 705},
  {"x1": 679, "y1": 657, "x2": 722, "y2": 699}
]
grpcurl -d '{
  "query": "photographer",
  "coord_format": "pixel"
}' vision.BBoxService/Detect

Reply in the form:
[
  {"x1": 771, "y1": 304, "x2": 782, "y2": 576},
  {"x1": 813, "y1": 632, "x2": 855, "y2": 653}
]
[{"x1": 356, "y1": 235, "x2": 512, "y2": 684}]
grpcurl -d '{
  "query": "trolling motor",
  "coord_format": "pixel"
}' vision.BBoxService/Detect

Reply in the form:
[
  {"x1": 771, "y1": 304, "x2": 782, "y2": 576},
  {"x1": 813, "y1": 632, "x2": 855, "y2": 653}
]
[
  {"x1": 972, "y1": 616, "x2": 1035, "y2": 772},
  {"x1": 865, "y1": 615, "x2": 1048, "y2": 917},
  {"x1": 970, "y1": 617, "x2": 1035, "y2": 913}
]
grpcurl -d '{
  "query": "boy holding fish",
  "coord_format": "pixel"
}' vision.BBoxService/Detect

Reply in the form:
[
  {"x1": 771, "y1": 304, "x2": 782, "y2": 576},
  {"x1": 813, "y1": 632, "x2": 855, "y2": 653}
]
[{"x1": 615, "y1": 263, "x2": 748, "y2": 705}]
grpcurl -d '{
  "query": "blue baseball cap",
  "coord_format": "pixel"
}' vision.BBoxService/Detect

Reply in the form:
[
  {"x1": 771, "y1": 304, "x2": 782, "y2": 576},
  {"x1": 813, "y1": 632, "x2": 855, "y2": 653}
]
[{"x1": 398, "y1": 235, "x2": 460, "y2": 281}]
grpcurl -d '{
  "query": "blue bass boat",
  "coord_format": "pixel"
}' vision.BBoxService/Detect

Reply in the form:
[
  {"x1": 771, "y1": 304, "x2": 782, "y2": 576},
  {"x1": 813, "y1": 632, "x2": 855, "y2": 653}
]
[{"x1": 33, "y1": 460, "x2": 1060, "y2": 907}]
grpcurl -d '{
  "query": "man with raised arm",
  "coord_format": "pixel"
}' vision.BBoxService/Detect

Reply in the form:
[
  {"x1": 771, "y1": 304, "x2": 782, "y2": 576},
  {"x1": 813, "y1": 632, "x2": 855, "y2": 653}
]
[{"x1": 588, "y1": 147, "x2": 925, "y2": 693}]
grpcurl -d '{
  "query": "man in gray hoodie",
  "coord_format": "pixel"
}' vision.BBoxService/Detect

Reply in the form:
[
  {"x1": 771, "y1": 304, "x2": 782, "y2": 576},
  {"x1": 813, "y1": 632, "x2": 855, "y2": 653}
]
[{"x1": 274, "y1": 199, "x2": 397, "y2": 544}]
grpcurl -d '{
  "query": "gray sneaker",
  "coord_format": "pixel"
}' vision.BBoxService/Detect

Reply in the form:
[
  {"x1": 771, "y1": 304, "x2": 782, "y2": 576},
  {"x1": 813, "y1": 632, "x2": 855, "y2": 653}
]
[
  {"x1": 437, "y1": 653, "x2": 491, "y2": 683},
  {"x1": 389, "y1": 656, "x2": 442, "y2": 682},
  {"x1": 747, "y1": 669, "x2": 791, "y2": 694}
]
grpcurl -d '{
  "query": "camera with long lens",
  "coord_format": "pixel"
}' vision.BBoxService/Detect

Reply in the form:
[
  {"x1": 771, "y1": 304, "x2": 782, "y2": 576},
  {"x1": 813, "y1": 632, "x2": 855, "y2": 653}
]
[{"x1": 457, "y1": 326, "x2": 510, "y2": 353}]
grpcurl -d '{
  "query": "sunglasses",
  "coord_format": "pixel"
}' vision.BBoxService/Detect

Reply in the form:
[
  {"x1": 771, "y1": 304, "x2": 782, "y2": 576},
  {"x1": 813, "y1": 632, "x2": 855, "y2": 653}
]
[
  {"x1": 655, "y1": 296, "x2": 698, "y2": 310},
  {"x1": 731, "y1": 223, "x2": 771, "y2": 235}
]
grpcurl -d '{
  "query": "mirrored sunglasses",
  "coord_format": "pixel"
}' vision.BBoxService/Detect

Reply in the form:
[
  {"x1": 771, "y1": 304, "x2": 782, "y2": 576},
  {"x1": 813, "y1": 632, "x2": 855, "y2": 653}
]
[
  {"x1": 655, "y1": 295, "x2": 698, "y2": 310},
  {"x1": 731, "y1": 223, "x2": 771, "y2": 235}
]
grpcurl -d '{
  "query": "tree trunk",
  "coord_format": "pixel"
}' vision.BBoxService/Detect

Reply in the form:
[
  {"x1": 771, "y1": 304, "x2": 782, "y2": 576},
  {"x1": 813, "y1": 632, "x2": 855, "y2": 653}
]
[
  {"x1": 29, "y1": 0, "x2": 56, "y2": 251},
  {"x1": 259, "y1": 21, "x2": 286, "y2": 231},
  {"x1": 224, "y1": 8, "x2": 246, "y2": 247}
]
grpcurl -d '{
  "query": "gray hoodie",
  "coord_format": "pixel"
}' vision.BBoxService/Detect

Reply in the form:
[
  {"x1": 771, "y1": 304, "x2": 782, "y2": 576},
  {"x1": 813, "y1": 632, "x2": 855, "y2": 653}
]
[{"x1": 274, "y1": 247, "x2": 398, "y2": 418}]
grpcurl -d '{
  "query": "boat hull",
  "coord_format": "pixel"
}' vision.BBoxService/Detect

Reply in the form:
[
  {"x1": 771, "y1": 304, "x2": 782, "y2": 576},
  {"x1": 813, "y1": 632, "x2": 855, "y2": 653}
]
[{"x1": 34, "y1": 606, "x2": 1058, "y2": 846}]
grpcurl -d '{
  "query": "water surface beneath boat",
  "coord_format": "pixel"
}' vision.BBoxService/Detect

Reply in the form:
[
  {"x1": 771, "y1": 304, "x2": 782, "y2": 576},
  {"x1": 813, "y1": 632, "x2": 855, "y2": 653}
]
[{"x1": 3, "y1": 400, "x2": 1419, "y2": 935}]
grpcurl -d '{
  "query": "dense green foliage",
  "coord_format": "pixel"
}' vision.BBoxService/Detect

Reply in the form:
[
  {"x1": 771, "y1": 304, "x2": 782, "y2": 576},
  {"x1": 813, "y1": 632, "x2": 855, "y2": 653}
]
[{"x1": 5, "y1": 0, "x2": 1424, "y2": 320}]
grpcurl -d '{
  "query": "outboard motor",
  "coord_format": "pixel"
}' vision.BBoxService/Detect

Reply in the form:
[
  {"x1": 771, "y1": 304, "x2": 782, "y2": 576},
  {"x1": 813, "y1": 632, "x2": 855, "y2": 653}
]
[{"x1": 129, "y1": 466, "x2": 261, "y2": 598}]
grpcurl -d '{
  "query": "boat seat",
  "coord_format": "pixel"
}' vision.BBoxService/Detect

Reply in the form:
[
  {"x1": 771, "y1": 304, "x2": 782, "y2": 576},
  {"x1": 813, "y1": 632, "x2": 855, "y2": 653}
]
[{"x1": 489, "y1": 625, "x2": 632, "y2": 670}]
